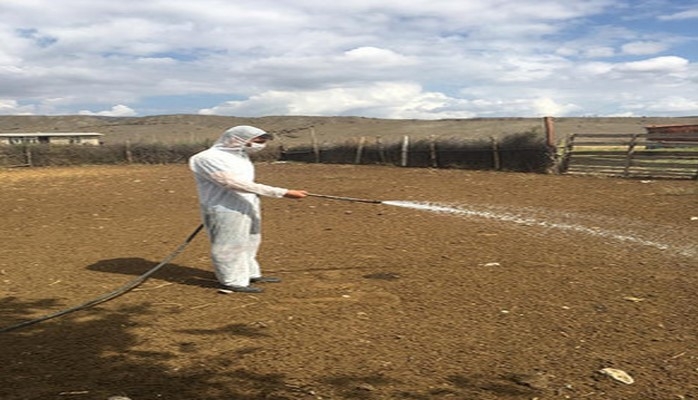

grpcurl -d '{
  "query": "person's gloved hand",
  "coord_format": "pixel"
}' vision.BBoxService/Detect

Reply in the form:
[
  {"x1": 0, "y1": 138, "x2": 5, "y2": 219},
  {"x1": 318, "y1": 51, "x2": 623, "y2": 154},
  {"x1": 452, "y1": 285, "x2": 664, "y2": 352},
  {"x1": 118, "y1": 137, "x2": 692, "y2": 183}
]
[{"x1": 284, "y1": 190, "x2": 308, "y2": 199}]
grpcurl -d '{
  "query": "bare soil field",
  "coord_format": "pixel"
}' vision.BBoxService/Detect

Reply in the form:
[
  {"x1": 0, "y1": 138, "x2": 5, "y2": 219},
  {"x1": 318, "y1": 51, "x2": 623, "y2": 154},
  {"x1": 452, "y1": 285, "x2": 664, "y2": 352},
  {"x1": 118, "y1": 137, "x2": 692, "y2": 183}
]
[{"x1": 1, "y1": 163, "x2": 697, "y2": 400}]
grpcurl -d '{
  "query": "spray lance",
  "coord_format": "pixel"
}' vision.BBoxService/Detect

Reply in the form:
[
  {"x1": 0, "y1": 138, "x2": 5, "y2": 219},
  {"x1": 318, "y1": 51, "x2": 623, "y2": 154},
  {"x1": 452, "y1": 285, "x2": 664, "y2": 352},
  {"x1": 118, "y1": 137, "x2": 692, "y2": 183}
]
[{"x1": 307, "y1": 193, "x2": 383, "y2": 204}]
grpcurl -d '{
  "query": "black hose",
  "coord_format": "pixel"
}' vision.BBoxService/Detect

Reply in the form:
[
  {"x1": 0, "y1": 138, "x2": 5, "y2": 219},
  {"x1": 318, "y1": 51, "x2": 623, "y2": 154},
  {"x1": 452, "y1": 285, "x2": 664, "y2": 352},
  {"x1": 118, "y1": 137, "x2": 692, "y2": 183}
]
[{"x1": 0, "y1": 224, "x2": 204, "y2": 333}]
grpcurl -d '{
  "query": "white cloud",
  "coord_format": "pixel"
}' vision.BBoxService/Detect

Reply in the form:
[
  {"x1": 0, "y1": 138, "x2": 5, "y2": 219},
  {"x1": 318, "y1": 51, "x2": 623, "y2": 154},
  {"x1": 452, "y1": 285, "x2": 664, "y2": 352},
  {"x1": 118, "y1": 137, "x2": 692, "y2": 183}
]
[
  {"x1": 342, "y1": 47, "x2": 414, "y2": 66},
  {"x1": 200, "y1": 82, "x2": 479, "y2": 119},
  {"x1": 621, "y1": 41, "x2": 667, "y2": 55},
  {"x1": 0, "y1": 99, "x2": 35, "y2": 115},
  {"x1": 613, "y1": 56, "x2": 688, "y2": 73},
  {"x1": 531, "y1": 97, "x2": 581, "y2": 116},
  {"x1": 492, "y1": 55, "x2": 571, "y2": 82},
  {"x1": 78, "y1": 105, "x2": 138, "y2": 117},
  {"x1": 576, "y1": 61, "x2": 614, "y2": 75},
  {"x1": 199, "y1": 82, "x2": 587, "y2": 119},
  {"x1": 643, "y1": 96, "x2": 698, "y2": 113},
  {"x1": 584, "y1": 46, "x2": 615, "y2": 58},
  {"x1": 658, "y1": 8, "x2": 698, "y2": 21},
  {"x1": 0, "y1": 0, "x2": 696, "y2": 118}
]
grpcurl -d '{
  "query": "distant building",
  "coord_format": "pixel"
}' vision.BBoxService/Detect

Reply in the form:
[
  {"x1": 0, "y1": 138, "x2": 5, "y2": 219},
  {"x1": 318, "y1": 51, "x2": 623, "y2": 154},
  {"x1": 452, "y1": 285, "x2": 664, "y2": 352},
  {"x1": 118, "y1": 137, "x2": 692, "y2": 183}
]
[{"x1": 0, "y1": 132, "x2": 104, "y2": 146}]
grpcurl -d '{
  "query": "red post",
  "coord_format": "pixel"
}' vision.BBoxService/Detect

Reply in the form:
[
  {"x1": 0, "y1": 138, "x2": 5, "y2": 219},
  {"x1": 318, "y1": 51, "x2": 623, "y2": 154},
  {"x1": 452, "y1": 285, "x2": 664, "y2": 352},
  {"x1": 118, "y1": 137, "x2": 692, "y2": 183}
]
[{"x1": 544, "y1": 116, "x2": 555, "y2": 148}]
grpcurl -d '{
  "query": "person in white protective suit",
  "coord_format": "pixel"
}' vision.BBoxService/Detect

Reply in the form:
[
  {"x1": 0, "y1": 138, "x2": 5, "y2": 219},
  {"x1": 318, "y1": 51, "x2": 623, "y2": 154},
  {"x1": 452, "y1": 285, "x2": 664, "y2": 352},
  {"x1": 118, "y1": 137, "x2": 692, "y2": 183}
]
[{"x1": 189, "y1": 125, "x2": 308, "y2": 294}]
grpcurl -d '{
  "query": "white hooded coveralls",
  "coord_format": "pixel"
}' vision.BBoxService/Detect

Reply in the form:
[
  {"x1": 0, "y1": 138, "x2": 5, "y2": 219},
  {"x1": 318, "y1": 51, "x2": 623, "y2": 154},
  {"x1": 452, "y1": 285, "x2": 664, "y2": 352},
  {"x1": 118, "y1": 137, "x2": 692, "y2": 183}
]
[{"x1": 189, "y1": 126, "x2": 288, "y2": 287}]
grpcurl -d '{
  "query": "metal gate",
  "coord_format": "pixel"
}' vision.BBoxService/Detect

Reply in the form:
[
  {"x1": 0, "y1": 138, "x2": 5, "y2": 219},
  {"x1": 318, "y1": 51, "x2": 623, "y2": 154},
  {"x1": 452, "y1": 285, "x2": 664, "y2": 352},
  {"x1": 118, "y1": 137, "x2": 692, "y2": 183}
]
[{"x1": 559, "y1": 131, "x2": 698, "y2": 180}]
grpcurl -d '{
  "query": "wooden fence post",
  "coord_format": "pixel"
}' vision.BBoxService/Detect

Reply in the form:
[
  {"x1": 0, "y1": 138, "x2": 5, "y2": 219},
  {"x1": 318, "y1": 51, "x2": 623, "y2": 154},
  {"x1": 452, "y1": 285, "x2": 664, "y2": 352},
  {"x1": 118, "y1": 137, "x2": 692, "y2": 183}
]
[
  {"x1": 376, "y1": 136, "x2": 386, "y2": 164},
  {"x1": 491, "y1": 137, "x2": 500, "y2": 170},
  {"x1": 310, "y1": 127, "x2": 320, "y2": 163},
  {"x1": 544, "y1": 116, "x2": 556, "y2": 148},
  {"x1": 429, "y1": 135, "x2": 438, "y2": 167},
  {"x1": 400, "y1": 135, "x2": 409, "y2": 167},
  {"x1": 24, "y1": 145, "x2": 33, "y2": 167},
  {"x1": 544, "y1": 116, "x2": 560, "y2": 174},
  {"x1": 355, "y1": 136, "x2": 366, "y2": 164},
  {"x1": 125, "y1": 140, "x2": 133, "y2": 163},
  {"x1": 623, "y1": 134, "x2": 638, "y2": 177},
  {"x1": 559, "y1": 134, "x2": 576, "y2": 173}
]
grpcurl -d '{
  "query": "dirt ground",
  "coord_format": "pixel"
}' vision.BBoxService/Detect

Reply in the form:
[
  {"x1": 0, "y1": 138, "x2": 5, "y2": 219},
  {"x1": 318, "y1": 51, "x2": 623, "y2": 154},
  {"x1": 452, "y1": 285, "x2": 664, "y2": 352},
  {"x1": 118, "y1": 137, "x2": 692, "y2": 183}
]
[{"x1": 1, "y1": 163, "x2": 697, "y2": 400}]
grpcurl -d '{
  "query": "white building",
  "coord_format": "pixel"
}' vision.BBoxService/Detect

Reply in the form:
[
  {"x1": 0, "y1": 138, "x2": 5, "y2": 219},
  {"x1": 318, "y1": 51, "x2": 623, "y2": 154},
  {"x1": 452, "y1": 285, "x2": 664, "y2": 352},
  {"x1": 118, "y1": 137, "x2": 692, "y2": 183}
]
[{"x1": 0, "y1": 132, "x2": 104, "y2": 146}]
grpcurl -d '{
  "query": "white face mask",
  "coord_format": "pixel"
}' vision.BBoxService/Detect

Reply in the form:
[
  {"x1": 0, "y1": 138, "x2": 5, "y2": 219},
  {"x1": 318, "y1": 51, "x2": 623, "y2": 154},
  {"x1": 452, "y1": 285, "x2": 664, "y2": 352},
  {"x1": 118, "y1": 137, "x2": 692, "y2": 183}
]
[{"x1": 245, "y1": 142, "x2": 267, "y2": 153}]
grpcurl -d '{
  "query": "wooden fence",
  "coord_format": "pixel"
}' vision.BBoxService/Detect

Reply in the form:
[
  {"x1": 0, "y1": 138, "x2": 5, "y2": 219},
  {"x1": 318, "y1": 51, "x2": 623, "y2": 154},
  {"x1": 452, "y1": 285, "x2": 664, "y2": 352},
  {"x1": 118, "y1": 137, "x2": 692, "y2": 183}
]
[
  {"x1": 559, "y1": 132, "x2": 698, "y2": 179},
  {"x1": 280, "y1": 133, "x2": 551, "y2": 173},
  {"x1": 0, "y1": 141, "x2": 205, "y2": 168}
]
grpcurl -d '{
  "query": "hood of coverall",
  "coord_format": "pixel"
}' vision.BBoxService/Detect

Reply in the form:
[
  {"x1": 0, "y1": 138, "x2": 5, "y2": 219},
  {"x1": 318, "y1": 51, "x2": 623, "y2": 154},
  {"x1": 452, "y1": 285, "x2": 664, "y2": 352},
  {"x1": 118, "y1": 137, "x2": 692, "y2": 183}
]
[{"x1": 212, "y1": 125, "x2": 272, "y2": 151}]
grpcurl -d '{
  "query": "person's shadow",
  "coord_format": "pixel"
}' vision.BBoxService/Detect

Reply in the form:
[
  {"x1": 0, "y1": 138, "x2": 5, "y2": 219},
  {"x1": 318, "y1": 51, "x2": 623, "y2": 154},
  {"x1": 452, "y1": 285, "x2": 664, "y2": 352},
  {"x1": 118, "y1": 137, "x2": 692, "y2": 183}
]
[{"x1": 87, "y1": 258, "x2": 218, "y2": 289}]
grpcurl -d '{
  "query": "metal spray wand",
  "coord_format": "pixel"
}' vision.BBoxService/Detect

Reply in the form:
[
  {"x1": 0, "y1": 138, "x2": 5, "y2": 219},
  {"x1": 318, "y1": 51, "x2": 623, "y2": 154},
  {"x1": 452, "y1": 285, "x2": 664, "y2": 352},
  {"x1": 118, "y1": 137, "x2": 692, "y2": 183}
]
[{"x1": 307, "y1": 193, "x2": 383, "y2": 204}]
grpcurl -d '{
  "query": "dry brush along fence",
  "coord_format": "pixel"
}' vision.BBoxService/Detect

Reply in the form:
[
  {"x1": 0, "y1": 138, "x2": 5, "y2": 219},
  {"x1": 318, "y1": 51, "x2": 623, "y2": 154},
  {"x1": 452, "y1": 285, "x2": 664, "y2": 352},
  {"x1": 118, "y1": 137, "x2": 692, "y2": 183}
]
[
  {"x1": 280, "y1": 131, "x2": 552, "y2": 173},
  {"x1": 0, "y1": 142, "x2": 206, "y2": 167},
  {"x1": 0, "y1": 132, "x2": 553, "y2": 173}
]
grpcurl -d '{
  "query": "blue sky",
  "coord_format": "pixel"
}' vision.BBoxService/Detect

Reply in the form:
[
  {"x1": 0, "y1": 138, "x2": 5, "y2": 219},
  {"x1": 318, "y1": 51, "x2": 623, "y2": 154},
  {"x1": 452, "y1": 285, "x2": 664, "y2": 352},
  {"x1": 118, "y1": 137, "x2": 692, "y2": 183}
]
[{"x1": 0, "y1": 0, "x2": 696, "y2": 118}]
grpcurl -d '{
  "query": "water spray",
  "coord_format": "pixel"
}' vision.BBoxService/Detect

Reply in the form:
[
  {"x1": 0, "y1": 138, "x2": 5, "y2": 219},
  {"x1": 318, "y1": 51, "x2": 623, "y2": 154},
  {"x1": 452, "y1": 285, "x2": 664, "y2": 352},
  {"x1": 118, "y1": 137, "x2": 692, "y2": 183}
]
[
  {"x1": 309, "y1": 193, "x2": 694, "y2": 258},
  {"x1": 307, "y1": 193, "x2": 432, "y2": 212}
]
